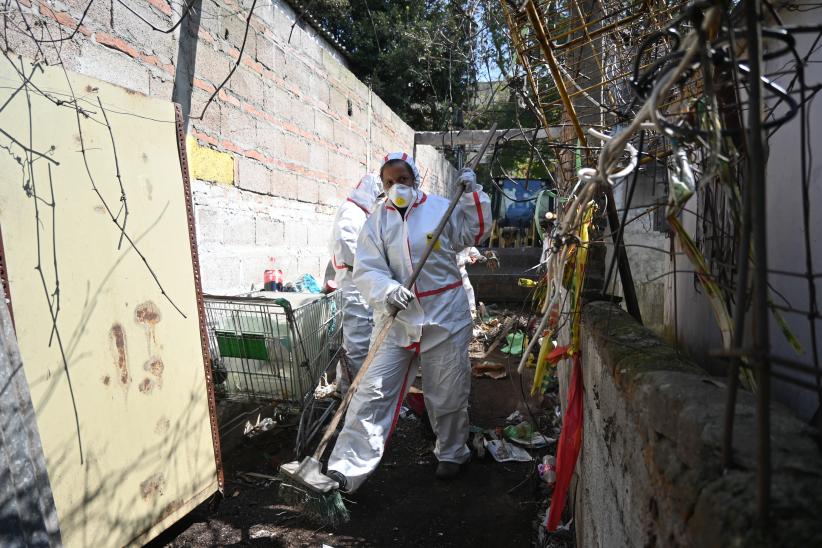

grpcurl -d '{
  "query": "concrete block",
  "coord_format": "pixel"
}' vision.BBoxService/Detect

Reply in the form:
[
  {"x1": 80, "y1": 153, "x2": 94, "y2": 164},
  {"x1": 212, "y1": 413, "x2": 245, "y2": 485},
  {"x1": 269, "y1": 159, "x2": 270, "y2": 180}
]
[
  {"x1": 237, "y1": 157, "x2": 271, "y2": 194},
  {"x1": 297, "y1": 254, "x2": 321, "y2": 279},
  {"x1": 271, "y1": 3, "x2": 298, "y2": 43},
  {"x1": 302, "y1": 34, "x2": 323, "y2": 66},
  {"x1": 227, "y1": 65, "x2": 265, "y2": 108},
  {"x1": 256, "y1": 124, "x2": 284, "y2": 158},
  {"x1": 219, "y1": 9, "x2": 257, "y2": 57},
  {"x1": 75, "y1": 42, "x2": 151, "y2": 95},
  {"x1": 112, "y1": 3, "x2": 175, "y2": 60},
  {"x1": 296, "y1": 177, "x2": 319, "y2": 203},
  {"x1": 220, "y1": 104, "x2": 257, "y2": 150},
  {"x1": 318, "y1": 181, "x2": 337, "y2": 207},
  {"x1": 314, "y1": 80, "x2": 331, "y2": 109},
  {"x1": 271, "y1": 171, "x2": 298, "y2": 200},
  {"x1": 284, "y1": 137, "x2": 310, "y2": 166},
  {"x1": 189, "y1": 88, "x2": 222, "y2": 138},
  {"x1": 308, "y1": 142, "x2": 329, "y2": 174},
  {"x1": 283, "y1": 220, "x2": 307, "y2": 246},
  {"x1": 221, "y1": 212, "x2": 255, "y2": 245},
  {"x1": 255, "y1": 35, "x2": 275, "y2": 70},
  {"x1": 264, "y1": 85, "x2": 293, "y2": 120},
  {"x1": 195, "y1": 206, "x2": 222, "y2": 244},
  {"x1": 148, "y1": 73, "x2": 174, "y2": 100},
  {"x1": 284, "y1": 60, "x2": 311, "y2": 96},
  {"x1": 63, "y1": 0, "x2": 114, "y2": 29},
  {"x1": 255, "y1": 216, "x2": 284, "y2": 245},
  {"x1": 199, "y1": 252, "x2": 243, "y2": 295},
  {"x1": 292, "y1": 99, "x2": 315, "y2": 133},
  {"x1": 307, "y1": 218, "x2": 332, "y2": 249},
  {"x1": 195, "y1": 42, "x2": 231, "y2": 87},
  {"x1": 240, "y1": 254, "x2": 270, "y2": 288},
  {"x1": 315, "y1": 112, "x2": 333, "y2": 141},
  {"x1": 330, "y1": 86, "x2": 349, "y2": 119}
]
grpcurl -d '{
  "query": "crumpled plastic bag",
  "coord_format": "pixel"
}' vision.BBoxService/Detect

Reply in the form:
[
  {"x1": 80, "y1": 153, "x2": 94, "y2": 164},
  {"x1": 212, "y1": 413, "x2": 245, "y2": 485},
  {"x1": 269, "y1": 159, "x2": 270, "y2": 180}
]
[{"x1": 295, "y1": 273, "x2": 322, "y2": 293}]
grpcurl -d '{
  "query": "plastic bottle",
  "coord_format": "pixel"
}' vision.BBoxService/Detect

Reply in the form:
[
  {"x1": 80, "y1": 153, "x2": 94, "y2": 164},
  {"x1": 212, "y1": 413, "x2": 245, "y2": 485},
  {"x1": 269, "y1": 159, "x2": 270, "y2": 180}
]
[{"x1": 539, "y1": 455, "x2": 557, "y2": 487}]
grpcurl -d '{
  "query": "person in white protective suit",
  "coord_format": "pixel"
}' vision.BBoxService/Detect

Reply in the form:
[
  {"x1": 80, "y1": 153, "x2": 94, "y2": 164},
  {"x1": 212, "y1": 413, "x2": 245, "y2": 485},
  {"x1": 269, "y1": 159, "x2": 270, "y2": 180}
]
[
  {"x1": 326, "y1": 152, "x2": 492, "y2": 492},
  {"x1": 456, "y1": 247, "x2": 483, "y2": 318},
  {"x1": 329, "y1": 174, "x2": 384, "y2": 394}
]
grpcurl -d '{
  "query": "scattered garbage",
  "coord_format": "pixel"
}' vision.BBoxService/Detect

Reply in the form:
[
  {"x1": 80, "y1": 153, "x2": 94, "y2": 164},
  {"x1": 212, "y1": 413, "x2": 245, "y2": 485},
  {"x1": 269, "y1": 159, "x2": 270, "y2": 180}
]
[
  {"x1": 398, "y1": 405, "x2": 415, "y2": 420},
  {"x1": 509, "y1": 432, "x2": 553, "y2": 449},
  {"x1": 314, "y1": 373, "x2": 337, "y2": 400},
  {"x1": 501, "y1": 330, "x2": 525, "y2": 356},
  {"x1": 243, "y1": 415, "x2": 277, "y2": 437},
  {"x1": 405, "y1": 389, "x2": 426, "y2": 417},
  {"x1": 504, "y1": 421, "x2": 553, "y2": 448},
  {"x1": 485, "y1": 438, "x2": 533, "y2": 463},
  {"x1": 537, "y1": 455, "x2": 557, "y2": 487},
  {"x1": 295, "y1": 273, "x2": 322, "y2": 293},
  {"x1": 505, "y1": 410, "x2": 524, "y2": 424},
  {"x1": 471, "y1": 431, "x2": 486, "y2": 458}
]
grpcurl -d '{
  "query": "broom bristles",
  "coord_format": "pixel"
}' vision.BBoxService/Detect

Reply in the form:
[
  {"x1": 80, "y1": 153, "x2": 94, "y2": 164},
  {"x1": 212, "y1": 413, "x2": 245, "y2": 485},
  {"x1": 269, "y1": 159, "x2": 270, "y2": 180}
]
[{"x1": 277, "y1": 476, "x2": 350, "y2": 527}]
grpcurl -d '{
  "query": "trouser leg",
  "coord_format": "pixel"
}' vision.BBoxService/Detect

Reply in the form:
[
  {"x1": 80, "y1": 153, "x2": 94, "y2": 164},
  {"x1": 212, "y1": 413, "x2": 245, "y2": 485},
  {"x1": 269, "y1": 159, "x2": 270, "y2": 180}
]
[
  {"x1": 420, "y1": 323, "x2": 472, "y2": 464},
  {"x1": 337, "y1": 300, "x2": 372, "y2": 394},
  {"x1": 327, "y1": 341, "x2": 417, "y2": 492}
]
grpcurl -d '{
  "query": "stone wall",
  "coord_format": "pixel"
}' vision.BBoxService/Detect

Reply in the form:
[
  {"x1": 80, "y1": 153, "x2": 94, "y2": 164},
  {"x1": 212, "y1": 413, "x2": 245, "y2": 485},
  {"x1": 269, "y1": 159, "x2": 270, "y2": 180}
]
[
  {"x1": 8, "y1": 0, "x2": 455, "y2": 295},
  {"x1": 561, "y1": 301, "x2": 822, "y2": 547}
]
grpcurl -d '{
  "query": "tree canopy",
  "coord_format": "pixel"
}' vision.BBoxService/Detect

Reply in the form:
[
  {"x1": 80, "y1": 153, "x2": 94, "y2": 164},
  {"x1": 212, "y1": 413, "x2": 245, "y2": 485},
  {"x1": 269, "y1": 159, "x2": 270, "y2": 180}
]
[{"x1": 300, "y1": 0, "x2": 482, "y2": 131}]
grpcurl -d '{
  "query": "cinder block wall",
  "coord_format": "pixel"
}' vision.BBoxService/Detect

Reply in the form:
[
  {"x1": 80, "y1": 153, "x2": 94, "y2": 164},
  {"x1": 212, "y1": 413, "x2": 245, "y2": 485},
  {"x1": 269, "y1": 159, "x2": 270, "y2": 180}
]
[
  {"x1": 560, "y1": 301, "x2": 822, "y2": 547},
  {"x1": 9, "y1": 0, "x2": 456, "y2": 294}
]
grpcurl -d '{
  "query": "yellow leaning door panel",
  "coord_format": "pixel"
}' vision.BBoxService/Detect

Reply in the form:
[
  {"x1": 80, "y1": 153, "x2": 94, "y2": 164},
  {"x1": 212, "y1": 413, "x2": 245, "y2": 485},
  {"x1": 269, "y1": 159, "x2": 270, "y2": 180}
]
[{"x1": 0, "y1": 58, "x2": 221, "y2": 547}]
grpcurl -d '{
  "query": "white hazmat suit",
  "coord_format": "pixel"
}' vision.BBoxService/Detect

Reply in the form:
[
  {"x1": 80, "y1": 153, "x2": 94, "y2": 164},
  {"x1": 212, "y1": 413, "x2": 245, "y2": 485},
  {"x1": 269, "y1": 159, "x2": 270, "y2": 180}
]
[
  {"x1": 327, "y1": 153, "x2": 492, "y2": 492},
  {"x1": 329, "y1": 174, "x2": 383, "y2": 393}
]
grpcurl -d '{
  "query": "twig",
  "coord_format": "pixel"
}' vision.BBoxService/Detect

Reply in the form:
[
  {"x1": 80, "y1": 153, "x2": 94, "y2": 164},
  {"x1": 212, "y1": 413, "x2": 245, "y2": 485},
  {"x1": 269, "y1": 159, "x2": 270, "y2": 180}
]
[
  {"x1": 96, "y1": 97, "x2": 129, "y2": 250},
  {"x1": 115, "y1": 0, "x2": 198, "y2": 34}
]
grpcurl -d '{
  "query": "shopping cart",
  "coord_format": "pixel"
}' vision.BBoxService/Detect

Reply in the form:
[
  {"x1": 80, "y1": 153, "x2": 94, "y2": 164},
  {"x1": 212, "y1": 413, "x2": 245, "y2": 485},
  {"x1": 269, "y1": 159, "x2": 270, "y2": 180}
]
[{"x1": 204, "y1": 291, "x2": 343, "y2": 457}]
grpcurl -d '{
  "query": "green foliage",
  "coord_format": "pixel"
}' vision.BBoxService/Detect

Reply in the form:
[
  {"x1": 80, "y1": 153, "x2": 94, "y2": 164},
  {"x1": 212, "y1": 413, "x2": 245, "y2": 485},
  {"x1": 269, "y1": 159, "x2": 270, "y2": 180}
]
[{"x1": 301, "y1": 0, "x2": 476, "y2": 131}]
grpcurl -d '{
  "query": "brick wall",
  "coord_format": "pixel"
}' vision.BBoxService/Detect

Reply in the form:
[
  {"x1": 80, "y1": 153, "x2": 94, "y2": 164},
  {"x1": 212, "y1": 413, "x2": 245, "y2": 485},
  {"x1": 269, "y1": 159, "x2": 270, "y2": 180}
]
[{"x1": 8, "y1": 0, "x2": 456, "y2": 294}]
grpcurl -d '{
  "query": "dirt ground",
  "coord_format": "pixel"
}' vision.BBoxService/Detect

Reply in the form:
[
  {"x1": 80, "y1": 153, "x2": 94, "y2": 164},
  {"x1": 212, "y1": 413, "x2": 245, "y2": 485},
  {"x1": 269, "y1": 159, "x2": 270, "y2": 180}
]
[{"x1": 148, "y1": 351, "x2": 567, "y2": 548}]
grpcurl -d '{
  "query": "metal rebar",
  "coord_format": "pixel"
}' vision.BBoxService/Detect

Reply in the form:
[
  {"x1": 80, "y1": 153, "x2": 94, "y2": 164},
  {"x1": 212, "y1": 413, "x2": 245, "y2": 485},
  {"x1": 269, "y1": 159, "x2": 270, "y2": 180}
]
[
  {"x1": 745, "y1": 0, "x2": 771, "y2": 525},
  {"x1": 524, "y1": 0, "x2": 588, "y2": 146}
]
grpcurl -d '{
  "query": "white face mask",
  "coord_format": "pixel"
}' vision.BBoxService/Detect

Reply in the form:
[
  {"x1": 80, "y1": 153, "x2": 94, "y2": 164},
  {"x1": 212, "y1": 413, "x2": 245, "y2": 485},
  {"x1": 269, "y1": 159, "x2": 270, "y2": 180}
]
[{"x1": 388, "y1": 184, "x2": 417, "y2": 208}]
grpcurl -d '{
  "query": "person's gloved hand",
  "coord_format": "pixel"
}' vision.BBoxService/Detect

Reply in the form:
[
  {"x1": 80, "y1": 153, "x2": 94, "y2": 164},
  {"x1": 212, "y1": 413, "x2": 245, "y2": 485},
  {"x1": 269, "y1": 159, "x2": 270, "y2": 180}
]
[
  {"x1": 386, "y1": 285, "x2": 415, "y2": 311},
  {"x1": 457, "y1": 168, "x2": 481, "y2": 193}
]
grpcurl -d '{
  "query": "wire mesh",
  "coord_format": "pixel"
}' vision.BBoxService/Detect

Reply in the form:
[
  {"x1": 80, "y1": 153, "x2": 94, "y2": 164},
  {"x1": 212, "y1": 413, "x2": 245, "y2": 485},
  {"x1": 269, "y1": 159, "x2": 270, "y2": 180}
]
[{"x1": 204, "y1": 291, "x2": 343, "y2": 409}]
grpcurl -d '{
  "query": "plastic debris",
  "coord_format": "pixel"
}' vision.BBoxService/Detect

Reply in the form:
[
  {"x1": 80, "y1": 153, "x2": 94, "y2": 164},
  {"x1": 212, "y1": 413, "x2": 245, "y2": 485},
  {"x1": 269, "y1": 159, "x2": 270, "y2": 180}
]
[
  {"x1": 501, "y1": 330, "x2": 525, "y2": 356},
  {"x1": 472, "y1": 432, "x2": 486, "y2": 458},
  {"x1": 243, "y1": 415, "x2": 276, "y2": 437},
  {"x1": 295, "y1": 273, "x2": 322, "y2": 293},
  {"x1": 509, "y1": 432, "x2": 553, "y2": 449},
  {"x1": 314, "y1": 373, "x2": 336, "y2": 400},
  {"x1": 503, "y1": 421, "x2": 555, "y2": 447},
  {"x1": 538, "y1": 455, "x2": 557, "y2": 487},
  {"x1": 485, "y1": 439, "x2": 533, "y2": 463},
  {"x1": 505, "y1": 410, "x2": 524, "y2": 424}
]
